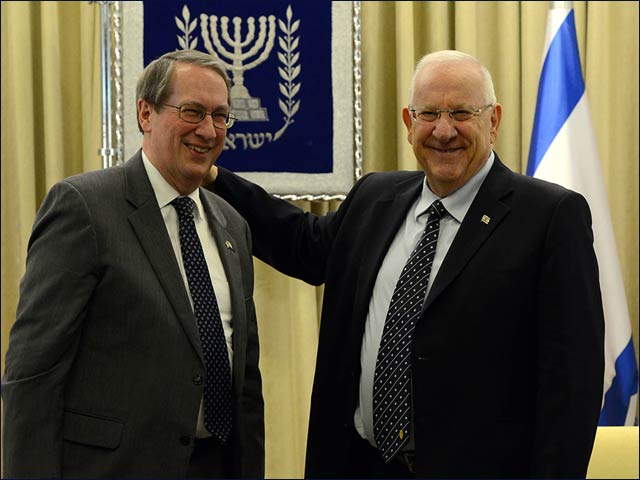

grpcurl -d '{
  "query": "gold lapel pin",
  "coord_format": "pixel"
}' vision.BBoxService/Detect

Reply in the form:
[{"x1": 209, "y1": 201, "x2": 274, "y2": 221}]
[
  {"x1": 225, "y1": 240, "x2": 233, "y2": 250},
  {"x1": 481, "y1": 214, "x2": 491, "y2": 224}
]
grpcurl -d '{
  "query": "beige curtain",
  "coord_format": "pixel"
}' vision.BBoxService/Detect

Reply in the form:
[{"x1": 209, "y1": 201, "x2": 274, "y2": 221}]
[
  {"x1": 1, "y1": 0, "x2": 102, "y2": 408},
  {"x1": 1, "y1": 2, "x2": 637, "y2": 478}
]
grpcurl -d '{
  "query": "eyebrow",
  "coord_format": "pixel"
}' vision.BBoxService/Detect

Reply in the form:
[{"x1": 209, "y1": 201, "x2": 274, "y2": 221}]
[
  {"x1": 180, "y1": 101, "x2": 229, "y2": 113},
  {"x1": 415, "y1": 104, "x2": 473, "y2": 110}
]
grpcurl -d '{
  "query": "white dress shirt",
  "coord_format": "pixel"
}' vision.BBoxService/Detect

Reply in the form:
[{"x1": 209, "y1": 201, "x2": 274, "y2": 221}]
[
  {"x1": 142, "y1": 151, "x2": 233, "y2": 438},
  {"x1": 354, "y1": 152, "x2": 495, "y2": 447}
]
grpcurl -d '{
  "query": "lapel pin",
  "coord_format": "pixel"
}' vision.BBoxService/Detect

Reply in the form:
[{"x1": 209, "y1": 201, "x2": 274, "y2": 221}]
[
  {"x1": 481, "y1": 215, "x2": 491, "y2": 224},
  {"x1": 225, "y1": 240, "x2": 234, "y2": 250}
]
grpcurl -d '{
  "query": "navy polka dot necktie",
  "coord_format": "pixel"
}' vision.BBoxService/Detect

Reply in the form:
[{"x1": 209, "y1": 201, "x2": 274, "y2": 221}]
[
  {"x1": 373, "y1": 199, "x2": 447, "y2": 462},
  {"x1": 172, "y1": 196, "x2": 232, "y2": 444}
]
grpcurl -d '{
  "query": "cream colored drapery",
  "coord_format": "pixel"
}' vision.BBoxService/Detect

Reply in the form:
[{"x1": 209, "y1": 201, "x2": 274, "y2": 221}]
[{"x1": 1, "y1": 2, "x2": 638, "y2": 478}]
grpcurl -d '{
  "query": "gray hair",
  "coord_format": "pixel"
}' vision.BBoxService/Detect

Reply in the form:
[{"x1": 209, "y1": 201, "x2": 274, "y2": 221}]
[
  {"x1": 408, "y1": 50, "x2": 497, "y2": 105},
  {"x1": 135, "y1": 50, "x2": 230, "y2": 132}
]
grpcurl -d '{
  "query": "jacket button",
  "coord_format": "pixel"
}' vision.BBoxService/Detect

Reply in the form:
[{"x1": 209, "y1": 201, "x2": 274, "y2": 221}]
[
  {"x1": 193, "y1": 375, "x2": 203, "y2": 385},
  {"x1": 180, "y1": 435, "x2": 191, "y2": 446}
]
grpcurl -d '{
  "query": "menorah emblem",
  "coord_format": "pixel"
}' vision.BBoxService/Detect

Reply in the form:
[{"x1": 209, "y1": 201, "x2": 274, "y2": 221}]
[{"x1": 200, "y1": 13, "x2": 276, "y2": 121}]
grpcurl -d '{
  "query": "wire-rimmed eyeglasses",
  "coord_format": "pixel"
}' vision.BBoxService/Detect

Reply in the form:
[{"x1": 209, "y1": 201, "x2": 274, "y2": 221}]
[
  {"x1": 164, "y1": 103, "x2": 236, "y2": 129},
  {"x1": 409, "y1": 104, "x2": 494, "y2": 123}
]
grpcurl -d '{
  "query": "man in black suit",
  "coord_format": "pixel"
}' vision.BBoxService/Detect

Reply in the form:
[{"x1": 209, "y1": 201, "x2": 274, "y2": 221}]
[{"x1": 206, "y1": 50, "x2": 604, "y2": 478}]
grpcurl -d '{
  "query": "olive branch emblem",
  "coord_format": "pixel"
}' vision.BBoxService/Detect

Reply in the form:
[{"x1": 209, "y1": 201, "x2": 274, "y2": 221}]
[
  {"x1": 176, "y1": 5, "x2": 198, "y2": 50},
  {"x1": 274, "y1": 5, "x2": 300, "y2": 141},
  {"x1": 173, "y1": 4, "x2": 301, "y2": 148}
]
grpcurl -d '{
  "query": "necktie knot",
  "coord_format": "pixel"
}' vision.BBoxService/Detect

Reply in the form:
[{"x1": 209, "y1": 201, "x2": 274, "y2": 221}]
[
  {"x1": 427, "y1": 199, "x2": 447, "y2": 220},
  {"x1": 172, "y1": 196, "x2": 195, "y2": 221}
]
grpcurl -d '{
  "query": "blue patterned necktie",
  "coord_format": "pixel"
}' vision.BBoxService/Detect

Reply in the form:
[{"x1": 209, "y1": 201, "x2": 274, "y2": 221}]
[
  {"x1": 373, "y1": 199, "x2": 447, "y2": 462},
  {"x1": 172, "y1": 196, "x2": 232, "y2": 444}
]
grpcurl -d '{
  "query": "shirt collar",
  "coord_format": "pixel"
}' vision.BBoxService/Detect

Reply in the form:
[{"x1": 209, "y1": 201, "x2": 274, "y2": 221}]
[
  {"x1": 415, "y1": 150, "x2": 495, "y2": 223},
  {"x1": 141, "y1": 150, "x2": 205, "y2": 220}
]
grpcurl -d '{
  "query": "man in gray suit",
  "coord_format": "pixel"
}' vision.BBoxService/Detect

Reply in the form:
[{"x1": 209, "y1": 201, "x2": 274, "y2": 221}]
[{"x1": 2, "y1": 50, "x2": 264, "y2": 478}]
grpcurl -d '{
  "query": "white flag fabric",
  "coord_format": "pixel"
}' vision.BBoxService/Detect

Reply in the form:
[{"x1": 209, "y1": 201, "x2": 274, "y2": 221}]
[{"x1": 527, "y1": 4, "x2": 638, "y2": 425}]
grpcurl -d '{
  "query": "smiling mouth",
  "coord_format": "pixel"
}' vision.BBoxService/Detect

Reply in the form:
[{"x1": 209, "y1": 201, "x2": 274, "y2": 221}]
[
  {"x1": 431, "y1": 146, "x2": 461, "y2": 153},
  {"x1": 186, "y1": 143, "x2": 209, "y2": 154}
]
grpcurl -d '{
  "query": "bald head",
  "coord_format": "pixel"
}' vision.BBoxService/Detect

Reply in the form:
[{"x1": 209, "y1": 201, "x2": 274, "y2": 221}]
[{"x1": 408, "y1": 50, "x2": 496, "y2": 106}]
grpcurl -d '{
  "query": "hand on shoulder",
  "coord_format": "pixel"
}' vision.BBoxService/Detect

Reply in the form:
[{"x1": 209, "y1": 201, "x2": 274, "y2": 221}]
[{"x1": 203, "y1": 164, "x2": 218, "y2": 186}]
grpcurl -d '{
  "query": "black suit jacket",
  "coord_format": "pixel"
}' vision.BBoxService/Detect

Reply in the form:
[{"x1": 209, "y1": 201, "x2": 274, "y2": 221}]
[
  {"x1": 2, "y1": 152, "x2": 264, "y2": 478},
  {"x1": 212, "y1": 154, "x2": 604, "y2": 478}
]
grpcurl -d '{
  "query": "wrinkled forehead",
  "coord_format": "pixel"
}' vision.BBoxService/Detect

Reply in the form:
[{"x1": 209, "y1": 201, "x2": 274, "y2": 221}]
[{"x1": 413, "y1": 61, "x2": 486, "y2": 106}]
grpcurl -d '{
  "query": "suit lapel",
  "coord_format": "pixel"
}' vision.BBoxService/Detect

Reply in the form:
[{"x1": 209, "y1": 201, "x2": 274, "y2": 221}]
[
  {"x1": 423, "y1": 157, "x2": 514, "y2": 310},
  {"x1": 352, "y1": 174, "x2": 424, "y2": 332},
  {"x1": 124, "y1": 152, "x2": 204, "y2": 362},
  {"x1": 199, "y1": 190, "x2": 247, "y2": 399}
]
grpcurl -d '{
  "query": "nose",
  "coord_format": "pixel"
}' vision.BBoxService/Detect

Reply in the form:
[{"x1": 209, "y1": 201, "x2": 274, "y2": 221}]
[
  {"x1": 194, "y1": 114, "x2": 218, "y2": 138},
  {"x1": 431, "y1": 114, "x2": 457, "y2": 142}
]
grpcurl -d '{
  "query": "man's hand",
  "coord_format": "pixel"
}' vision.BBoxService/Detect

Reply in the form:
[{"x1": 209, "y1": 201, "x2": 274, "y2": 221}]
[{"x1": 202, "y1": 164, "x2": 218, "y2": 186}]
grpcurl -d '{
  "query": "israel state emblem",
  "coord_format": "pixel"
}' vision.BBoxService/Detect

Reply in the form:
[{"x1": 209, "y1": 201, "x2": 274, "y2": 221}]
[
  {"x1": 141, "y1": 1, "x2": 334, "y2": 175},
  {"x1": 174, "y1": 4, "x2": 302, "y2": 150}
]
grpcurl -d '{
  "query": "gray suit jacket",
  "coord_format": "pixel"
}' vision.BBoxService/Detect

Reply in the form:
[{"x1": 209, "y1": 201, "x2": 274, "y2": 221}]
[{"x1": 2, "y1": 151, "x2": 264, "y2": 478}]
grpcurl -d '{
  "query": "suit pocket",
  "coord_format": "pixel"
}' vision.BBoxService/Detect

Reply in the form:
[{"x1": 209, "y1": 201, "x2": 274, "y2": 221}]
[{"x1": 63, "y1": 409, "x2": 123, "y2": 449}]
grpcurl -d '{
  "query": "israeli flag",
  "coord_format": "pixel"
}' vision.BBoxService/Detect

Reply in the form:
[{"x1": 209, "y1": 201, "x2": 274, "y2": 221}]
[{"x1": 527, "y1": 2, "x2": 638, "y2": 425}]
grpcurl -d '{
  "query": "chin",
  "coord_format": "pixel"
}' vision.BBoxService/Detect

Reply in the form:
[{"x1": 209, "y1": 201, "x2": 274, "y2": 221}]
[{"x1": 427, "y1": 162, "x2": 462, "y2": 178}]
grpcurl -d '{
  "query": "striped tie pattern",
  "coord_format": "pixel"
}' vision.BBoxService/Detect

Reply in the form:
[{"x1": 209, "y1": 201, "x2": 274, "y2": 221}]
[
  {"x1": 172, "y1": 196, "x2": 232, "y2": 443},
  {"x1": 373, "y1": 199, "x2": 447, "y2": 462}
]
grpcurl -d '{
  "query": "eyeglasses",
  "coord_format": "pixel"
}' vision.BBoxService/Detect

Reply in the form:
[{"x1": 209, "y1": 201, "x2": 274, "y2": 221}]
[
  {"x1": 163, "y1": 104, "x2": 236, "y2": 129},
  {"x1": 409, "y1": 104, "x2": 494, "y2": 123}
]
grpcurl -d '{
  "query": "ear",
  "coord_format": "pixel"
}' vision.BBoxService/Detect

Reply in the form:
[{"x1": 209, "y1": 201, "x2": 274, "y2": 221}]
[
  {"x1": 402, "y1": 107, "x2": 414, "y2": 144},
  {"x1": 489, "y1": 103, "x2": 502, "y2": 144},
  {"x1": 138, "y1": 99, "x2": 154, "y2": 133}
]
